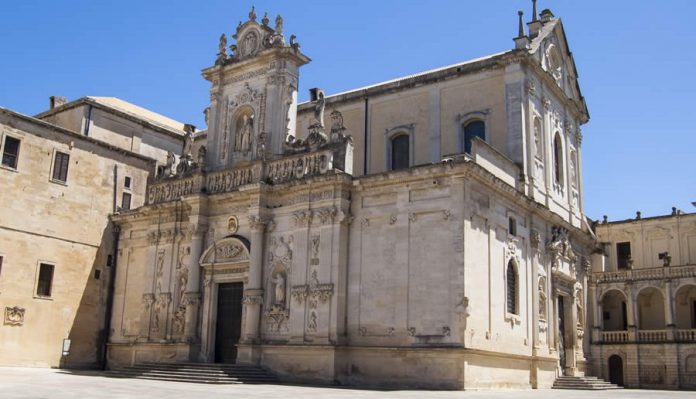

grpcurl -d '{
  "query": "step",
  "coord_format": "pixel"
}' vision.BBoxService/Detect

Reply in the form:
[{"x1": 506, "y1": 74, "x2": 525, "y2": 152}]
[
  {"x1": 107, "y1": 362, "x2": 279, "y2": 385},
  {"x1": 552, "y1": 375, "x2": 622, "y2": 390}
]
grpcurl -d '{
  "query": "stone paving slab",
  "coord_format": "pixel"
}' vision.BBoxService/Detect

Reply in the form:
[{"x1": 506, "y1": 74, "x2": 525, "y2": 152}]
[{"x1": 0, "y1": 367, "x2": 693, "y2": 399}]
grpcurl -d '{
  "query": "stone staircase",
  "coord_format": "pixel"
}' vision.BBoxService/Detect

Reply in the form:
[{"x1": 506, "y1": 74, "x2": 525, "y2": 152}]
[
  {"x1": 106, "y1": 362, "x2": 279, "y2": 384},
  {"x1": 552, "y1": 375, "x2": 622, "y2": 390}
]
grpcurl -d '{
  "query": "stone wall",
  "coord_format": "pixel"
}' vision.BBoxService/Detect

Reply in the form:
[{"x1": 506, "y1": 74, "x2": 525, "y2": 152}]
[{"x1": 0, "y1": 111, "x2": 153, "y2": 368}]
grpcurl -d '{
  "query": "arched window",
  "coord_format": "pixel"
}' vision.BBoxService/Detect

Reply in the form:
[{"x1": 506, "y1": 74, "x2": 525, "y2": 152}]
[
  {"x1": 506, "y1": 260, "x2": 518, "y2": 315},
  {"x1": 390, "y1": 134, "x2": 410, "y2": 170},
  {"x1": 553, "y1": 132, "x2": 564, "y2": 185},
  {"x1": 463, "y1": 120, "x2": 485, "y2": 154}
]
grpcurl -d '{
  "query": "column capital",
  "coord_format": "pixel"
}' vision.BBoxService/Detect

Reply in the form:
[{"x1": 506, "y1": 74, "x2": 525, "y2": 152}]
[{"x1": 248, "y1": 215, "x2": 270, "y2": 231}]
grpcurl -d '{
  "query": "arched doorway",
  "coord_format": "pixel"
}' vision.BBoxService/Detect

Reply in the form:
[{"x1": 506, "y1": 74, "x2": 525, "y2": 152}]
[
  {"x1": 199, "y1": 236, "x2": 251, "y2": 364},
  {"x1": 608, "y1": 355, "x2": 624, "y2": 386}
]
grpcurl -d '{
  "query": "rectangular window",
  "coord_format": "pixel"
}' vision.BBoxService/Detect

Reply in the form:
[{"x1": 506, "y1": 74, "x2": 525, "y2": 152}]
[
  {"x1": 124, "y1": 176, "x2": 131, "y2": 189},
  {"x1": 1, "y1": 136, "x2": 20, "y2": 169},
  {"x1": 52, "y1": 151, "x2": 70, "y2": 182},
  {"x1": 616, "y1": 242, "x2": 631, "y2": 269},
  {"x1": 94, "y1": 269, "x2": 101, "y2": 280},
  {"x1": 36, "y1": 263, "x2": 55, "y2": 297},
  {"x1": 121, "y1": 192, "x2": 131, "y2": 210},
  {"x1": 508, "y1": 217, "x2": 517, "y2": 236}
]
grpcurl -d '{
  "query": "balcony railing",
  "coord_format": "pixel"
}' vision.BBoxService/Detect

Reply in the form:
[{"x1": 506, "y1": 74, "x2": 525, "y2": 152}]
[
  {"x1": 146, "y1": 143, "x2": 352, "y2": 205},
  {"x1": 590, "y1": 264, "x2": 696, "y2": 284},
  {"x1": 597, "y1": 329, "x2": 696, "y2": 344},
  {"x1": 637, "y1": 329, "x2": 667, "y2": 342},
  {"x1": 599, "y1": 331, "x2": 629, "y2": 343}
]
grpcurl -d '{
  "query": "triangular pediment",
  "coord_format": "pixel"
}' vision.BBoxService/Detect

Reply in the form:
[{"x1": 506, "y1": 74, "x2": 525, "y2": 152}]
[{"x1": 528, "y1": 18, "x2": 588, "y2": 119}]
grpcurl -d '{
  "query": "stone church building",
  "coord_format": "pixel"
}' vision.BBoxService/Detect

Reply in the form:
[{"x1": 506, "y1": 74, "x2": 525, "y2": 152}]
[
  {"x1": 1, "y1": 4, "x2": 694, "y2": 391},
  {"x1": 106, "y1": 7, "x2": 591, "y2": 389}
]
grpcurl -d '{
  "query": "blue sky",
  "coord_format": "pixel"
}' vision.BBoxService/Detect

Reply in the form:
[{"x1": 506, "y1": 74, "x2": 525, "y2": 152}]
[{"x1": 1, "y1": 1, "x2": 694, "y2": 221}]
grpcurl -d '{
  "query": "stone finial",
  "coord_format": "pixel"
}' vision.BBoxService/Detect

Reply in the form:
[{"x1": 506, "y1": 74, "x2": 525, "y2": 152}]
[
  {"x1": 517, "y1": 11, "x2": 525, "y2": 38},
  {"x1": 671, "y1": 206, "x2": 677, "y2": 216},
  {"x1": 540, "y1": 8, "x2": 554, "y2": 22},
  {"x1": 636, "y1": 211, "x2": 641, "y2": 220},
  {"x1": 532, "y1": 0, "x2": 538, "y2": 22},
  {"x1": 249, "y1": 6, "x2": 257, "y2": 22},
  {"x1": 513, "y1": 11, "x2": 530, "y2": 49},
  {"x1": 275, "y1": 15, "x2": 284, "y2": 35},
  {"x1": 262, "y1": 12, "x2": 269, "y2": 26},
  {"x1": 602, "y1": 215, "x2": 608, "y2": 224}
]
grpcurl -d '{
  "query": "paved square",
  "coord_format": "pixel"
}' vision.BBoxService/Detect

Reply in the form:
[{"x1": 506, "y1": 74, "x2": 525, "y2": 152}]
[{"x1": 0, "y1": 368, "x2": 693, "y2": 399}]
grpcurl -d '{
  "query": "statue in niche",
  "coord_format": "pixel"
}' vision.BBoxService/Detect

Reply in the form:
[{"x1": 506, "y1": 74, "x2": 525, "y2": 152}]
[
  {"x1": 533, "y1": 119, "x2": 542, "y2": 158},
  {"x1": 242, "y1": 31, "x2": 258, "y2": 56},
  {"x1": 273, "y1": 273, "x2": 286, "y2": 307},
  {"x1": 235, "y1": 113, "x2": 253, "y2": 153}
]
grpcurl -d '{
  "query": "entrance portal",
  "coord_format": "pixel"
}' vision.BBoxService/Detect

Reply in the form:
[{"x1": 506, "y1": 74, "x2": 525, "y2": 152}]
[
  {"x1": 214, "y1": 282, "x2": 244, "y2": 363},
  {"x1": 608, "y1": 355, "x2": 624, "y2": 386}
]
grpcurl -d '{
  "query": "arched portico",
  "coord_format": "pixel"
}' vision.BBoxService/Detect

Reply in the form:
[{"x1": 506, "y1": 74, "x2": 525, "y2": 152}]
[
  {"x1": 637, "y1": 286, "x2": 666, "y2": 330},
  {"x1": 198, "y1": 236, "x2": 251, "y2": 363}
]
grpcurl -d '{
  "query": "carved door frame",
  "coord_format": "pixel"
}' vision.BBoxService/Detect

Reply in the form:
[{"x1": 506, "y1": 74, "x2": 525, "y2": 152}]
[{"x1": 199, "y1": 237, "x2": 250, "y2": 363}]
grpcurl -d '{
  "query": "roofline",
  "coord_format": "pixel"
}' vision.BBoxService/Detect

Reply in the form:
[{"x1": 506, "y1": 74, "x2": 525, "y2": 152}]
[
  {"x1": 0, "y1": 107, "x2": 157, "y2": 164},
  {"x1": 34, "y1": 97, "x2": 186, "y2": 140},
  {"x1": 298, "y1": 50, "x2": 520, "y2": 110},
  {"x1": 596, "y1": 211, "x2": 696, "y2": 227}
]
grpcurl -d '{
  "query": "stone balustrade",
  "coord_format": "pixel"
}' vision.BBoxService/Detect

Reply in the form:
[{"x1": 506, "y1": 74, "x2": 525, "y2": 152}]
[
  {"x1": 637, "y1": 329, "x2": 667, "y2": 342},
  {"x1": 597, "y1": 328, "x2": 696, "y2": 344},
  {"x1": 676, "y1": 329, "x2": 696, "y2": 342},
  {"x1": 146, "y1": 142, "x2": 353, "y2": 205},
  {"x1": 599, "y1": 331, "x2": 629, "y2": 343},
  {"x1": 590, "y1": 264, "x2": 696, "y2": 284}
]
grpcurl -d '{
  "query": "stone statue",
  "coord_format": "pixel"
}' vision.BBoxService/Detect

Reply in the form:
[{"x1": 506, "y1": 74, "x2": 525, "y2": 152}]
[
  {"x1": 197, "y1": 145, "x2": 206, "y2": 166},
  {"x1": 203, "y1": 106, "x2": 210, "y2": 127},
  {"x1": 165, "y1": 151, "x2": 176, "y2": 176},
  {"x1": 273, "y1": 273, "x2": 286, "y2": 306},
  {"x1": 236, "y1": 114, "x2": 253, "y2": 153},
  {"x1": 182, "y1": 128, "x2": 194, "y2": 158},
  {"x1": 312, "y1": 88, "x2": 326, "y2": 129},
  {"x1": 290, "y1": 35, "x2": 300, "y2": 51},
  {"x1": 216, "y1": 33, "x2": 227, "y2": 63},
  {"x1": 275, "y1": 15, "x2": 283, "y2": 35},
  {"x1": 262, "y1": 12, "x2": 269, "y2": 26},
  {"x1": 248, "y1": 6, "x2": 256, "y2": 22}
]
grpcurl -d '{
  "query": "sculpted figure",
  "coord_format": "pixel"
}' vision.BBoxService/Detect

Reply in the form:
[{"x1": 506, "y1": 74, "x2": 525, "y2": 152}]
[
  {"x1": 273, "y1": 273, "x2": 286, "y2": 306},
  {"x1": 165, "y1": 151, "x2": 176, "y2": 176},
  {"x1": 182, "y1": 128, "x2": 194, "y2": 158},
  {"x1": 312, "y1": 88, "x2": 326, "y2": 129},
  {"x1": 275, "y1": 15, "x2": 283, "y2": 35},
  {"x1": 197, "y1": 145, "x2": 206, "y2": 166},
  {"x1": 237, "y1": 114, "x2": 253, "y2": 153}
]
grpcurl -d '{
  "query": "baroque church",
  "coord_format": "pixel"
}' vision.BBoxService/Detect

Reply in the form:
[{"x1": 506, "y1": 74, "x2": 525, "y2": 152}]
[{"x1": 1, "y1": 3, "x2": 695, "y2": 390}]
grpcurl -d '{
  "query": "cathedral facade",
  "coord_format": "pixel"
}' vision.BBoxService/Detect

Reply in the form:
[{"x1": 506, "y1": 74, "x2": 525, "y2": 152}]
[{"x1": 106, "y1": 7, "x2": 593, "y2": 389}]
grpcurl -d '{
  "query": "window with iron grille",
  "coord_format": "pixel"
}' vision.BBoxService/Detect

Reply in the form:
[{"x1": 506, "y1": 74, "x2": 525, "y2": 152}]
[
  {"x1": 52, "y1": 151, "x2": 70, "y2": 182},
  {"x1": 1, "y1": 136, "x2": 20, "y2": 169},
  {"x1": 121, "y1": 192, "x2": 131, "y2": 210},
  {"x1": 36, "y1": 263, "x2": 55, "y2": 297},
  {"x1": 506, "y1": 260, "x2": 518, "y2": 315}
]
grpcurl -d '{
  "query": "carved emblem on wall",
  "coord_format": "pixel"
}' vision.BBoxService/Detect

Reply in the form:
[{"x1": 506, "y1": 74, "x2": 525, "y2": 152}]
[
  {"x1": 4, "y1": 306, "x2": 25, "y2": 326},
  {"x1": 227, "y1": 216, "x2": 239, "y2": 234},
  {"x1": 547, "y1": 226, "x2": 577, "y2": 270}
]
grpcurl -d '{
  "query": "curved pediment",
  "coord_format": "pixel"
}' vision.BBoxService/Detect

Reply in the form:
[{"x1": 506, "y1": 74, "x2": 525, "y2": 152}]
[{"x1": 200, "y1": 236, "x2": 250, "y2": 266}]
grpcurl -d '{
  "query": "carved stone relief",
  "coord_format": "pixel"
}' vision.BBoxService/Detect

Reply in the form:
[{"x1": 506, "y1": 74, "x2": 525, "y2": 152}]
[{"x1": 4, "y1": 306, "x2": 25, "y2": 326}]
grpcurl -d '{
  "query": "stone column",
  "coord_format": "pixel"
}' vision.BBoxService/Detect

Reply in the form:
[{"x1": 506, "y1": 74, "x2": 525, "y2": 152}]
[
  {"x1": 627, "y1": 286, "x2": 637, "y2": 341},
  {"x1": 664, "y1": 280, "x2": 676, "y2": 341},
  {"x1": 567, "y1": 291, "x2": 579, "y2": 375},
  {"x1": 138, "y1": 240, "x2": 158, "y2": 340},
  {"x1": 242, "y1": 216, "x2": 266, "y2": 342},
  {"x1": 183, "y1": 226, "x2": 206, "y2": 342}
]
